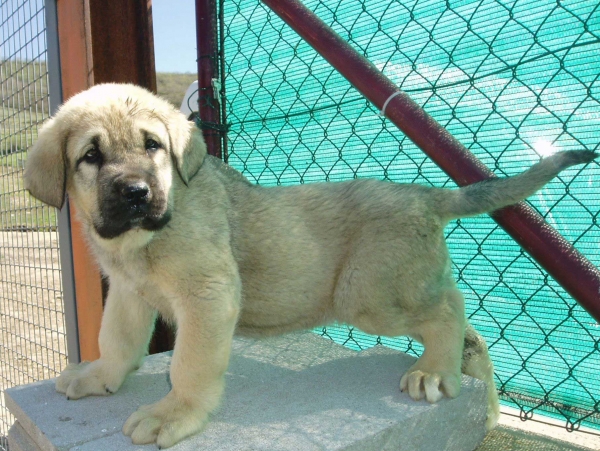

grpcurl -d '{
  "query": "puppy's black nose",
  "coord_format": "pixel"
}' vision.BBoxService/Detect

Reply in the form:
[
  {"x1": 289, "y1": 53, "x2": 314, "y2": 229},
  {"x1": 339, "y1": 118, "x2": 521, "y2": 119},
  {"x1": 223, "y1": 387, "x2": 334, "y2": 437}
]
[{"x1": 121, "y1": 183, "x2": 150, "y2": 205}]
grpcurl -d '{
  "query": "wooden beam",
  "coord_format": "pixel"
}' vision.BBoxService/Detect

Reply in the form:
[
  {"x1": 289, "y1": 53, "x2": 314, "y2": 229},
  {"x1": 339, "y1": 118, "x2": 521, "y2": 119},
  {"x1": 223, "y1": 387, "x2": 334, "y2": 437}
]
[{"x1": 87, "y1": 0, "x2": 156, "y2": 89}]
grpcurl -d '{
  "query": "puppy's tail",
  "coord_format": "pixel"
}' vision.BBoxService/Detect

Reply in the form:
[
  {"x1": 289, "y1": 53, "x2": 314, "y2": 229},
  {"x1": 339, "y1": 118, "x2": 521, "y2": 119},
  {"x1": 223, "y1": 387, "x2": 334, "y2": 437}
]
[{"x1": 437, "y1": 150, "x2": 597, "y2": 220}]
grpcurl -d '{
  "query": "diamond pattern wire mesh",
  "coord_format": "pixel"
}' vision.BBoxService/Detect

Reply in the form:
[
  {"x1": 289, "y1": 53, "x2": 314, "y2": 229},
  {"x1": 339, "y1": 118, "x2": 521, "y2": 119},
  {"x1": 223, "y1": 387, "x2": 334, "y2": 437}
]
[
  {"x1": 0, "y1": 0, "x2": 68, "y2": 448},
  {"x1": 222, "y1": 0, "x2": 600, "y2": 432}
]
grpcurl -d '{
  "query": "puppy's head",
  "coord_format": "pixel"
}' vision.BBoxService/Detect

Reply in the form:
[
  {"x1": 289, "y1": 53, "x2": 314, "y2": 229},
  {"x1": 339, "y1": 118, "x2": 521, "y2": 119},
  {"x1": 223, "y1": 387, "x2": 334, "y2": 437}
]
[{"x1": 24, "y1": 83, "x2": 206, "y2": 239}]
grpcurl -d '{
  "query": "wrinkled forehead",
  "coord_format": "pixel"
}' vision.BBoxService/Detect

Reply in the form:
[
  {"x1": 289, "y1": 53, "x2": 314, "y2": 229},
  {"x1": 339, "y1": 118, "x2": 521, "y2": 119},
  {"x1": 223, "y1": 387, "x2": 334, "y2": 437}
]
[{"x1": 65, "y1": 103, "x2": 170, "y2": 158}]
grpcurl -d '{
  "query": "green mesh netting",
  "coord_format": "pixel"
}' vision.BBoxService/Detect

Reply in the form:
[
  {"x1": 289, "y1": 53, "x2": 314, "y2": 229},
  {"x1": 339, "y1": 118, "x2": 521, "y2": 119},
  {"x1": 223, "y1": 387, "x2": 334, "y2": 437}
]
[{"x1": 221, "y1": 0, "x2": 599, "y2": 431}]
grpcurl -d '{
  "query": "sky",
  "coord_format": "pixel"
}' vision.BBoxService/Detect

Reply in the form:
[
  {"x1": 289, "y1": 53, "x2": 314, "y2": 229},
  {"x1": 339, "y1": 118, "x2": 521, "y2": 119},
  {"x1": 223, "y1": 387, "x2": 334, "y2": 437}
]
[
  {"x1": 1, "y1": 0, "x2": 197, "y2": 72},
  {"x1": 152, "y1": 0, "x2": 199, "y2": 73}
]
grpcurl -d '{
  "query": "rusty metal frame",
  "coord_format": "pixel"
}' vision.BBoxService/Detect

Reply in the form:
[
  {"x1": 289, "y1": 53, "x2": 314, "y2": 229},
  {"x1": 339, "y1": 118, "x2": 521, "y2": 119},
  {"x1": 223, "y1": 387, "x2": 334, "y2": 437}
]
[{"x1": 195, "y1": 0, "x2": 226, "y2": 159}]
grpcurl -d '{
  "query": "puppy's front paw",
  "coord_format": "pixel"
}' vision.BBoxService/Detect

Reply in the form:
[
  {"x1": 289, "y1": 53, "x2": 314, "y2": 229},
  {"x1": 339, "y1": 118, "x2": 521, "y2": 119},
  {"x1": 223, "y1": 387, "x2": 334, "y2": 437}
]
[
  {"x1": 56, "y1": 360, "x2": 125, "y2": 400},
  {"x1": 400, "y1": 366, "x2": 461, "y2": 403},
  {"x1": 123, "y1": 391, "x2": 208, "y2": 449}
]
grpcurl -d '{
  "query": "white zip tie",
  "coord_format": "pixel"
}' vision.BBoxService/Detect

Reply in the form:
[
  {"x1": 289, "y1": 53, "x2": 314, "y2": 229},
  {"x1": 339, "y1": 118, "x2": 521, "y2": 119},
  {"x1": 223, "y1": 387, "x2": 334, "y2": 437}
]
[{"x1": 379, "y1": 91, "x2": 403, "y2": 116}]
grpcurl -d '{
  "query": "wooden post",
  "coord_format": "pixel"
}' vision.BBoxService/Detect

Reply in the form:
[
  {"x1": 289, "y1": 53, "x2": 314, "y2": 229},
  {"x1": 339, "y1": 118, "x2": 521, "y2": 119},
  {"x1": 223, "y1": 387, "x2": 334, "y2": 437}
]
[{"x1": 55, "y1": 0, "x2": 170, "y2": 360}]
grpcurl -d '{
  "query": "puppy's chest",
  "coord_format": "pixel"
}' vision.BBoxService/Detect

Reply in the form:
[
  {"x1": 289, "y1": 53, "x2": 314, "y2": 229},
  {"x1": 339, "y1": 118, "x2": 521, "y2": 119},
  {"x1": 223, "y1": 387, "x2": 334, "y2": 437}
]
[
  {"x1": 106, "y1": 254, "x2": 175, "y2": 316},
  {"x1": 121, "y1": 261, "x2": 153, "y2": 284},
  {"x1": 101, "y1": 247, "x2": 146, "y2": 275},
  {"x1": 103, "y1": 251, "x2": 159, "y2": 293}
]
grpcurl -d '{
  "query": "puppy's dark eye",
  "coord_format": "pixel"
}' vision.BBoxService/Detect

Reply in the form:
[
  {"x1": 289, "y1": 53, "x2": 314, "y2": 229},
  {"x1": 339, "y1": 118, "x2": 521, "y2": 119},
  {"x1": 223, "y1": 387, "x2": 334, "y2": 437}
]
[
  {"x1": 83, "y1": 148, "x2": 102, "y2": 165},
  {"x1": 145, "y1": 139, "x2": 160, "y2": 152}
]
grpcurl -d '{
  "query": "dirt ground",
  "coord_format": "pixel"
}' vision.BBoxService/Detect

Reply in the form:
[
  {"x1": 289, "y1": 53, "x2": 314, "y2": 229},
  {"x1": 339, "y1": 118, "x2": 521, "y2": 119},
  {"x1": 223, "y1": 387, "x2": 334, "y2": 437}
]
[{"x1": 0, "y1": 231, "x2": 67, "y2": 440}]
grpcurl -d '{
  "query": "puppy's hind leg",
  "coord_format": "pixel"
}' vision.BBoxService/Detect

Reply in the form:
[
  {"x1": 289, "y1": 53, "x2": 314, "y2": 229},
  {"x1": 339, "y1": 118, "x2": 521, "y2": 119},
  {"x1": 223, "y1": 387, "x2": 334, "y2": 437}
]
[
  {"x1": 400, "y1": 288, "x2": 466, "y2": 404},
  {"x1": 462, "y1": 322, "x2": 500, "y2": 430}
]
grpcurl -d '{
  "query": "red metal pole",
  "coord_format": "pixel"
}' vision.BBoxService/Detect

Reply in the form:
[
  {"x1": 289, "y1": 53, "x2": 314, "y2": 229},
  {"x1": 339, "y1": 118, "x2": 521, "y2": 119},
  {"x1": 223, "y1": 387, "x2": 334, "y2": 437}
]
[
  {"x1": 261, "y1": 0, "x2": 600, "y2": 322},
  {"x1": 196, "y1": 0, "x2": 222, "y2": 158}
]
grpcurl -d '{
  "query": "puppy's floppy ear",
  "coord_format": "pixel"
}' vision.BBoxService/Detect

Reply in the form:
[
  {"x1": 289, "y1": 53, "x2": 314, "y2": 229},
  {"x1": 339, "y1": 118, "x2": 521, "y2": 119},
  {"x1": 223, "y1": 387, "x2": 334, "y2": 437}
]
[
  {"x1": 24, "y1": 118, "x2": 67, "y2": 209},
  {"x1": 167, "y1": 113, "x2": 207, "y2": 185}
]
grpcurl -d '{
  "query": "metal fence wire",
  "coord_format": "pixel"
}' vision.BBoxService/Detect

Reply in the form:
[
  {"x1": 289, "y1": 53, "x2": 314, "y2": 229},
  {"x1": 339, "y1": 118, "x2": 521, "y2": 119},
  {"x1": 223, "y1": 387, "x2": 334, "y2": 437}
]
[
  {"x1": 0, "y1": 0, "x2": 67, "y2": 448},
  {"x1": 221, "y1": 0, "x2": 600, "y2": 432}
]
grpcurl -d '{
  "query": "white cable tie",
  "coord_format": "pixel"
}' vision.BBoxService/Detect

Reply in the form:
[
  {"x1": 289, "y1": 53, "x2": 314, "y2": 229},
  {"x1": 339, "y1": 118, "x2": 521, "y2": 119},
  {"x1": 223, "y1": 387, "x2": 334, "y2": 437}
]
[{"x1": 379, "y1": 91, "x2": 403, "y2": 117}]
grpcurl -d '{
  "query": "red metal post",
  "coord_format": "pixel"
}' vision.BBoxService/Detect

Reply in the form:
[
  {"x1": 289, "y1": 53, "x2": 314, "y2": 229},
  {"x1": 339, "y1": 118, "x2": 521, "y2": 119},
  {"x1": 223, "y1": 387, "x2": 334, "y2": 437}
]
[
  {"x1": 261, "y1": 0, "x2": 600, "y2": 322},
  {"x1": 196, "y1": 0, "x2": 223, "y2": 159}
]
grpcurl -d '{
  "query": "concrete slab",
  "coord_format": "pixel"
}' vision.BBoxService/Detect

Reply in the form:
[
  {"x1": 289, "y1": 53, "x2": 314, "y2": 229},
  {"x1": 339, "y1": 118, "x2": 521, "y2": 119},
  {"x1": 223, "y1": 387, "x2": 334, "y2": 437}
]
[
  {"x1": 5, "y1": 332, "x2": 488, "y2": 450},
  {"x1": 8, "y1": 422, "x2": 42, "y2": 451}
]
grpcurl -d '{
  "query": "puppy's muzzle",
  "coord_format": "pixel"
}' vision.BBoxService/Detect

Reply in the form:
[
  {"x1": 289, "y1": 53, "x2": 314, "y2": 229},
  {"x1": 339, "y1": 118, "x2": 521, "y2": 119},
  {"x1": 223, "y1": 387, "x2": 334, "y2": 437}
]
[
  {"x1": 94, "y1": 172, "x2": 171, "y2": 239},
  {"x1": 119, "y1": 181, "x2": 152, "y2": 211}
]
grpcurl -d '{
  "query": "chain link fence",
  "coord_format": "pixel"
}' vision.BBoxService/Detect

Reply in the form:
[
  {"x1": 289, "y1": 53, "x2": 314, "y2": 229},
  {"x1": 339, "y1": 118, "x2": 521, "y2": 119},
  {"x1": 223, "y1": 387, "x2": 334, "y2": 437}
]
[
  {"x1": 0, "y1": 0, "x2": 67, "y2": 448},
  {"x1": 222, "y1": 0, "x2": 600, "y2": 432}
]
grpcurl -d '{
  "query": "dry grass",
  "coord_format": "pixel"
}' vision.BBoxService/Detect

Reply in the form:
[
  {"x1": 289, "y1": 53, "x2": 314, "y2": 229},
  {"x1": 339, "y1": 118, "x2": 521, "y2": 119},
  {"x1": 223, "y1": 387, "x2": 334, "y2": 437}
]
[
  {"x1": 157, "y1": 72, "x2": 197, "y2": 108},
  {"x1": 0, "y1": 161, "x2": 57, "y2": 232},
  {"x1": 0, "y1": 60, "x2": 49, "y2": 158}
]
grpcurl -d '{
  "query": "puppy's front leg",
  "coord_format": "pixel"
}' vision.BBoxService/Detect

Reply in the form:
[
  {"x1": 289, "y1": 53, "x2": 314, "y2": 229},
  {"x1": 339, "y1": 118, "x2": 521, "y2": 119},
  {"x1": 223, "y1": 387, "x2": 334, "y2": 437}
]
[
  {"x1": 56, "y1": 277, "x2": 156, "y2": 399},
  {"x1": 123, "y1": 277, "x2": 240, "y2": 449}
]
